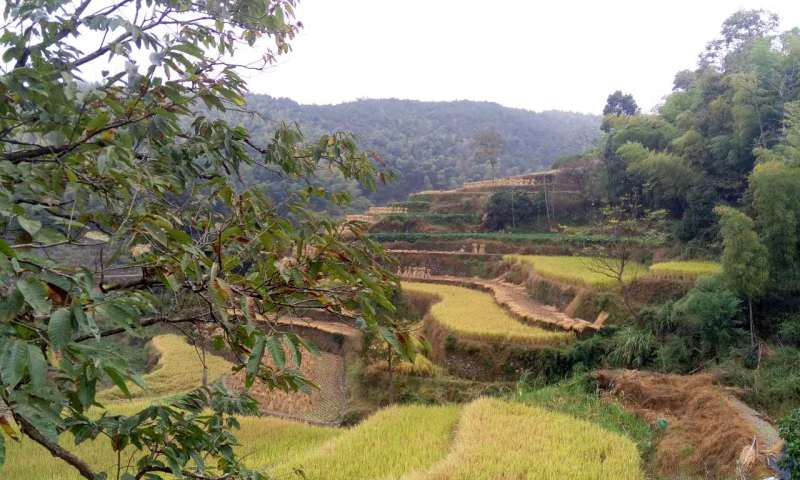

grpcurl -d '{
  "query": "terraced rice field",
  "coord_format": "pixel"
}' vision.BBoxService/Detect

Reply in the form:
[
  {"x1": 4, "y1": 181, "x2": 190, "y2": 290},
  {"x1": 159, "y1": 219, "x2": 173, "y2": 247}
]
[
  {"x1": 505, "y1": 254, "x2": 649, "y2": 287},
  {"x1": 267, "y1": 404, "x2": 462, "y2": 479},
  {"x1": 3, "y1": 334, "x2": 642, "y2": 480},
  {"x1": 99, "y1": 334, "x2": 232, "y2": 401},
  {"x1": 649, "y1": 260, "x2": 721, "y2": 279},
  {"x1": 404, "y1": 398, "x2": 642, "y2": 480},
  {"x1": 402, "y1": 281, "x2": 574, "y2": 346}
]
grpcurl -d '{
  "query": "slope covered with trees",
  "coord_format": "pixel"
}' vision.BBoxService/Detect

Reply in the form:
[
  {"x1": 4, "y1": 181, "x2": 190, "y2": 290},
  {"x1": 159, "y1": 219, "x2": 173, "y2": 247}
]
[{"x1": 228, "y1": 96, "x2": 601, "y2": 205}]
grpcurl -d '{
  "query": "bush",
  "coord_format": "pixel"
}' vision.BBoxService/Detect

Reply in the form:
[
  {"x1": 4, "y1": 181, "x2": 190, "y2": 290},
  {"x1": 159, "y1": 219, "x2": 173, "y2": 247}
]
[
  {"x1": 779, "y1": 314, "x2": 800, "y2": 347},
  {"x1": 670, "y1": 275, "x2": 742, "y2": 360},
  {"x1": 484, "y1": 190, "x2": 541, "y2": 230},
  {"x1": 607, "y1": 326, "x2": 656, "y2": 368},
  {"x1": 779, "y1": 408, "x2": 800, "y2": 478}
]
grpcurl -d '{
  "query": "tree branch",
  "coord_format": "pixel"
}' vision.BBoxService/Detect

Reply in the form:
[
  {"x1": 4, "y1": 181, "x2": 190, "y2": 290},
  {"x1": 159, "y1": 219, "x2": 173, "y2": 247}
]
[
  {"x1": 74, "y1": 312, "x2": 211, "y2": 342},
  {"x1": 15, "y1": 414, "x2": 99, "y2": 480}
]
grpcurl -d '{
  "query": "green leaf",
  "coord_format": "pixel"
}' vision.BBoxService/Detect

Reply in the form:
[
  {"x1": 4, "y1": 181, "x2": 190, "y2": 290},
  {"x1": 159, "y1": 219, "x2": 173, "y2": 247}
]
[
  {"x1": 0, "y1": 431, "x2": 5, "y2": 467},
  {"x1": 266, "y1": 336, "x2": 285, "y2": 370},
  {"x1": 245, "y1": 335, "x2": 265, "y2": 388},
  {"x1": 26, "y1": 345, "x2": 47, "y2": 389},
  {"x1": 379, "y1": 326, "x2": 403, "y2": 356},
  {"x1": 0, "y1": 289, "x2": 24, "y2": 322},
  {"x1": 0, "y1": 239, "x2": 15, "y2": 258},
  {"x1": 0, "y1": 340, "x2": 27, "y2": 388},
  {"x1": 16, "y1": 278, "x2": 51, "y2": 315},
  {"x1": 96, "y1": 303, "x2": 134, "y2": 327},
  {"x1": 33, "y1": 227, "x2": 66, "y2": 245},
  {"x1": 103, "y1": 365, "x2": 131, "y2": 398},
  {"x1": 48, "y1": 308, "x2": 73, "y2": 350},
  {"x1": 85, "y1": 111, "x2": 109, "y2": 132},
  {"x1": 17, "y1": 216, "x2": 41, "y2": 236}
]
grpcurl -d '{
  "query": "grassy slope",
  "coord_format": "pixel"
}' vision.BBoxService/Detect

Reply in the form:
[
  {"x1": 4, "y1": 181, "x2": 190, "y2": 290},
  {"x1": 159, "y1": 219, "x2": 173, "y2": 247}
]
[
  {"x1": 404, "y1": 398, "x2": 642, "y2": 480},
  {"x1": 402, "y1": 281, "x2": 574, "y2": 346}
]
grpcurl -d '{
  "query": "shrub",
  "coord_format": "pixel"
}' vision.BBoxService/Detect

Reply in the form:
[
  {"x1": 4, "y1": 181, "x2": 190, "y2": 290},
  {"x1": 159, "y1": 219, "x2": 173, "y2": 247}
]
[
  {"x1": 778, "y1": 314, "x2": 800, "y2": 347},
  {"x1": 779, "y1": 408, "x2": 800, "y2": 479},
  {"x1": 670, "y1": 275, "x2": 742, "y2": 360},
  {"x1": 608, "y1": 326, "x2": 657, "y2": 368}
]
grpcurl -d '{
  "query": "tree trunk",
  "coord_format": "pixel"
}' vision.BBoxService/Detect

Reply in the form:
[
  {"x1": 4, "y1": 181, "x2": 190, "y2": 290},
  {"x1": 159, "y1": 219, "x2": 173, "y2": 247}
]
[
  {"x1": 201, "y1": 342, "x2": 208, "y2": 388},
  {"x1": 749, "y1": 298, "x2": 755, "y2": 348},
  {"x1": 387, "y1": 348, "x2": 395, "y2": 404}
]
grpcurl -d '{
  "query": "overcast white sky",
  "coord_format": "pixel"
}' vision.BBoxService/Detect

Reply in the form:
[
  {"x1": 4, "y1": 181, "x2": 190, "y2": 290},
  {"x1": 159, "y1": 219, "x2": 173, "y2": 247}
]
[{"x1": 244, "y1": 0, "x2": 800, "y2": 114}]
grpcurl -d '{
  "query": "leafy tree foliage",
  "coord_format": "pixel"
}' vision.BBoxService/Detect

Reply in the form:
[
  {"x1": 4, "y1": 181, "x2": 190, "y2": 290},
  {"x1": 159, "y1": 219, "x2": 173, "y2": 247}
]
[
  {"x1": 602, "y1": 91, "x2": 640, "y2": 117},
  {"x1": 484, "y1": 190, "x2": 539, "y2": 231},
  {"x1": 748, "y1": 161, "x2": 800, "y2": 289},
  {"x1": 0, "y1": 0, "x2": 407, "y2": 479},
  {"x1": 596, "y1": 10, "x2": 800, "y2": 245},
  {"x1": 715, "y1": 206, "x2": 769, "y2": 345}
]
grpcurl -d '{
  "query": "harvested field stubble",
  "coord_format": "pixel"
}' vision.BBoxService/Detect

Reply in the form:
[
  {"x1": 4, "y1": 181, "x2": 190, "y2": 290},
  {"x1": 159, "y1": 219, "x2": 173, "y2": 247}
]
[{"x1": 597, "y1": 369, "x2": 777, "y2": 479}]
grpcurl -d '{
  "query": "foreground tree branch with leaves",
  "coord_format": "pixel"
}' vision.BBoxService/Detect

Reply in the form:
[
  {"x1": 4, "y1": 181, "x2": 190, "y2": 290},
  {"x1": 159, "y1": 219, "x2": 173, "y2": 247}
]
[{"x1": 0, "y1": 0, "x2": 405, "y2": 478}]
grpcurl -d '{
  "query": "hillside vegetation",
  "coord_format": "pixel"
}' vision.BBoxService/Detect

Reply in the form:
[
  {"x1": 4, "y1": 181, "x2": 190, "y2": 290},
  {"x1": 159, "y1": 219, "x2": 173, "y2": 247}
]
[{"x1": 227, "y1": 96, "x2": 601, "y2": 205}]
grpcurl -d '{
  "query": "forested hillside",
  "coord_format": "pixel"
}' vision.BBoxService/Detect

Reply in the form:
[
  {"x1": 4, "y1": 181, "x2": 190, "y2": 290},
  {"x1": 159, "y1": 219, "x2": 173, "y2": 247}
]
[{"x1": 229, "y1": 96, "x2": 600, "y2": 205}]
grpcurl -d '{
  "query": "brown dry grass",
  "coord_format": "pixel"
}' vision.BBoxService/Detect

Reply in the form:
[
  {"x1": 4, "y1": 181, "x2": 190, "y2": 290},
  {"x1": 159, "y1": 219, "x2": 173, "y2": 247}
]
[{"x1": 597, "y1": 369, "x2": 773, "y2": 479}]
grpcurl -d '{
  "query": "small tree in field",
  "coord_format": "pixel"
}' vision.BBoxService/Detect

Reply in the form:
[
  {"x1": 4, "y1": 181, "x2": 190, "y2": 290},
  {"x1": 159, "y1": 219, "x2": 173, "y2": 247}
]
[
  {"x1": 715, "y1": 206, "x2": 770, "y2": 347},
  {"x1": 0, "y1": 1, "x2": 406, "y2": 479},
  {"x1": 586, "y1": 198, "x2": 667, "y2": 322}
]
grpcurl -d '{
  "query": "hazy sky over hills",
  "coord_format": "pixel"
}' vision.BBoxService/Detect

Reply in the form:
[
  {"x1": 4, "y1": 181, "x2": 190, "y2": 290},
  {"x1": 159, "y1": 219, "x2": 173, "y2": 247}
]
[{"x1": 244, "y1": 0, "x2": 800, "y2": 114}]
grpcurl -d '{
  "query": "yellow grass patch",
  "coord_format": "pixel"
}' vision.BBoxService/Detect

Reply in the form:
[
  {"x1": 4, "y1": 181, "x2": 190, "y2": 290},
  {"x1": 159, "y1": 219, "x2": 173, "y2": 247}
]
[
  {"x1": 402, "y1": 281, "x2": 574, "y2": 346},
  {"x1": 505, "y1": 254, "x2": 648, "y2": 287},
  {"x1": 99, "y1": 334, "x2": 233, "y2": 402},
  {"x1": 404, "y1": 398, "x2": 642, "y2": 480},
  {"x1": 649, "y1": 260, "x2": 721, "y2": 279}
]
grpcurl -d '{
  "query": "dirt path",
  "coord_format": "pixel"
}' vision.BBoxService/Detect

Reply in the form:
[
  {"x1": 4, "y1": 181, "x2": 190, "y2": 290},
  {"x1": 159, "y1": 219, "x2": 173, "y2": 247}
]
[
  {"x1": 400, "y1": 273, "x2": 599, "y2": 333},
  {"x1": 727, "y1": 396, "x2": 782, "y2": 451}
]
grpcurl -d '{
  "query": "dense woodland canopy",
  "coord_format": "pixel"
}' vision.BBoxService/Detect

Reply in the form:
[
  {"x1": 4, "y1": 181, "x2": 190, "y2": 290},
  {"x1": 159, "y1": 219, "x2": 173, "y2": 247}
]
[
  {"x1": 596, "y1": 10, "x2": 800, "y2": 251},
  {"x1": 225, "y1": 96, "x2": 601, "y2": 206}
]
